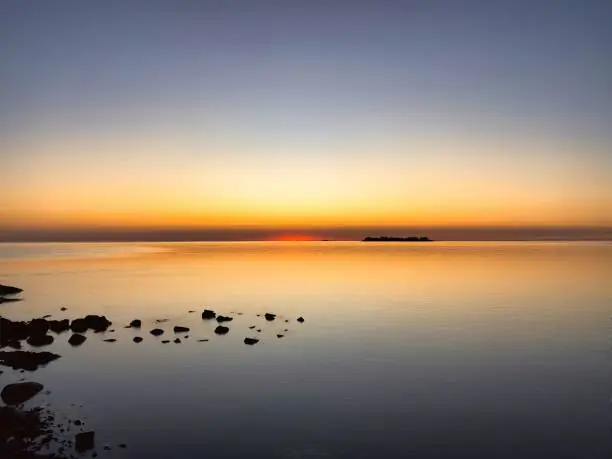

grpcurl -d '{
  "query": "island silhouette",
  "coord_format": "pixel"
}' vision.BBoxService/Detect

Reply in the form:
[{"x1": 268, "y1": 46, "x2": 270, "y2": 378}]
[{"x1": 362, "y1": 236, "x2": 433, "y2": 242}]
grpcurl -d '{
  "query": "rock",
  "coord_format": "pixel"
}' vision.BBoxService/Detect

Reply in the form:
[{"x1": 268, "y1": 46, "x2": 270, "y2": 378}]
[
  {"x1": 42, "y1": 314, "x2": 52, "y2": 319},
  {"x1": 297, "y1": 317, "x2": 305, "y2": 323},
  {"x1": 0, "y1": 317, "x2": 30, "y2": 346},
  {"x1": 133, "y1": 337, "x2": 143, "y2": 343},
  {"x1": 74, "y1": 419, "x2": 82, "y2": 425},
  {"x1": 243, "y1": 338, "x2": 259, "y2": 345},
  {"x1": 0, "y1": 351, "x2": 61, "y2": 371},
  {"x1": 277, "y1": 334, "x2": 284, "y2": 338},
  {"x1": 197, "y1": 339, "x2": 209, "y2": 342},
  {"x1": 26, "y1": 334, "x2": 54, "y2": 347},
  {"x1": 119, "y1": 444, "x2": 127, "y2": 448},
  {"x1": 68, "y1": 334, "x2": 86, "y2": 346},
  {"x1": 201, "y1": 309, "x2": 216, "y2": 319},
  {"x1": 284, "y1": 319, "x2": 289, "y2": 323},
  {"x1": 71, "y1": 315, "x2": 112, "y2": 333},
  {"x1": 60, "y1": 307, "x2": 67, "y2": 311},
  {"x1": 161, "y1": 340, "x2": 170, "y2": 343},
  {"x1": 173, "y1": 326, "x2": 190, "y2": 333},
  {"x1": 150, "y1": 328, "x2": 164, "y2": 336},
  {"x1": 264, "y1": 313, "x2": 276, "y2": 321},
  {"x1": 156, "y1": 319, "x2": 169, "y2": 323},
  {"x1": 29, "y1": 319, "x2": 50, "y2": 336},
  {"x1": 216, "y1": 315, "x2": 233, "y2": 323},
  {"x1": 249, "y1": 325, "x2": 256, "y2": 329},
  {"x1": 0, "y1": 284, "x2": 23, "y2": 296},
  {"x1": 48, "y1": 319, "x2": 70, "y2": 334},
  {"x1": 174, "y1": 338, "x2": 181, "y2": 344},
  {"x1": 1, "y1": 381, "x2": 44, "y2": 405},
  {"x1": 214, "y1": 325, "x2": 229, "y2": 335},
  {"x1": 103, "y1": 339, "x2": 117, "y2": 343},
  {"x1": 256, "y1": 329, "x2": 261, "y2": 333},
  {"x1": 128, "y1": 319, "x2": 141, "y2": 328},
  {"x1": 75, "y1": 431, "x2": 95, "y2": 453}
]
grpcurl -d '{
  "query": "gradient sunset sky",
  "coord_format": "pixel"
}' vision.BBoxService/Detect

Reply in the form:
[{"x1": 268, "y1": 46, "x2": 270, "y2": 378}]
[{"x1": 1, "y1": 1, "x2": 611, "y2": 241}]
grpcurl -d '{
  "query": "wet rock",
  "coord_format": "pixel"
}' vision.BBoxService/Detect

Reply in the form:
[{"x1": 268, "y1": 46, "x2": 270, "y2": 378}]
[
  {"x1": 284, "y1": 319, "x2": 289, "y2": 323},
  {"x1": 214, "y1": 325, "x2": 229, "y2": 335},
  {"x1": 68, "y1": 334, "x2": 86, "y2": 346},
  {"x1": 48, "y1": 319, "x2": 70, "y2": 334},
  {"x1": 197, "y1": 339, "x2": 209, "y2": 342},
  {"x1": 256, "y1": 329, "x2": 262, "y2": 333},
  {"x1": 60, "y1": 307, "x2": 67, "y2": 311},
  {"x1": 161, "y1": 340, "x2": 170, "y2": 344},
  {"x1": 70, "y1": 315, "x2": 112, "y2": 333},
  {"x1": 0, "y1": 317, "x2": 30, "y2": 346},
  {"x1": 150, "y1": 328, "x2": 164, "y2": 336},
  {"x1": 41, "y1": 314, "x2": 52, "y2": 319},
  {"x1": 277, "y1": 334, "x2": 284, "y2": 338},
  {"x1": 173, "y1": 326, "x2": 190, "y2": 333},
  {"x1": 264, "y1": 313, "x2": 276, "y2": 321},
  {"x1": 174, "y1": 338, "x2": 181, "y2": 344},
  {"x1": 133, "y1": 337, "x2": 143, "y2": 343},
  {"x1": 201, "y1": 309, "x2": 216, "y2": 319},
  {"x1": 26, "y1": 334, "x2": 54, "y2": 347},
  {"x1": 297, "y1": 317, "x2": 305, "y2": 323},
  {"x1": 0, "y1": 284, "x2": 23, "y2": 296},
  {"x1": 216, "y1": 315, "x2": 233, "y2": 323},
  {"x1": 75, "y1": 431, "x2": 95, "y2": 453},
  {"x1": 244, "y1": 338, "x2": 259, "y2": 345},
  {"x1": 0, "y1": 351, "x2": 61, "y2": 371},
  {"x1": 128, "y1": 319, "x2": 141, "y2": 328},
  {"x1": 73, "y1": 419, "x2": 82, "y2": 426},
  {"x1": 1, "y1": 381, "x2": 44, "y2": 405},
  {"x1": 249, "y1": 325, "x2": 256, "y2": 329},
  {"x1": 103, "y1": 339, "x2": 117, "y2": 343}
]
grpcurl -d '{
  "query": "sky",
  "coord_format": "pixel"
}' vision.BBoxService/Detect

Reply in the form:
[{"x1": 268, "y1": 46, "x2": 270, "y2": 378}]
[{"x1": 1, "y1": 0, "x2": 611, "y2": 241}]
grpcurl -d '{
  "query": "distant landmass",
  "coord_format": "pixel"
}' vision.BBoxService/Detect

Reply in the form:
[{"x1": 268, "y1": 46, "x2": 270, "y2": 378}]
[{"x1": 362, "y1": 236, "x2": 433, "y2": 242}]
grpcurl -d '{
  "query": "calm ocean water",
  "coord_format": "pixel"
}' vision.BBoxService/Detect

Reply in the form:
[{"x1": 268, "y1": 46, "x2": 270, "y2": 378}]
[{"x1": 1, "y1": 241, "x2": 611, "y2": 458}]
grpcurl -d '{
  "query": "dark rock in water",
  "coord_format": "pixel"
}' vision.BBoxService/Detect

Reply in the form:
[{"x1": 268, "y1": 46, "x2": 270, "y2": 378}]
[
  {"x1": 73, "y1": 419, "x2": 82, "y2": 426},
  {"x1": 155, "y1": 318, "x2": 169, "y2": 323},
  {"x1": 48, "y1": 319, "x2": 70, "y2": 334},
  {"x1": 133, "y1": 337, "x2": 143, "y2": 343},
  {"x1": 161, "y1": 340, "x2": 170, "y2": 344},
  {"x1": 26, "y1": 334, "x2": 54, "y2": 347},
  {"x1": 75, "y1": 431, "x2": 95, "y2": 453},
  {"x1": 0, "y1": 351, "x2": 61, "y2": 371},
  {"x1": 60, "y1": 307, "x2": 67, "y2": 311},
  {"x1": 173, "y1": 326, "x2": 190, "y2": 333},
  {"x1": 119, "y1": 444, "x2": 127, "y2": 448},
  {"x1": 277, "y1": 334, "x2": 284, "y2": 338},
  {"x1": 297, "y1": 317, "x2": 305, "y2": 323},
  {"x1": 70, "y1": 315, "x2": 112, "y2": 333},
  {"x1": 1, "y1": 381, "x2": 43, "y2": 405},
  {"x1": 214, "y1": 325, "x2": 229, "y2": 335},
  {"x1": 216, "y1": 315, "x2": 233, "y2": 323},
  {"x1": 264, "y1": 313, "x2": 276, "y2": 321},
  {"x1": 249, "y1": 325, "x2": 256, "y2": 329},
  {"x1": 150, "y1": 328, "x2": 164, "y2": 336},
  {"x1": 29, "y1": 318, "x2": 51, "y2": 336},
  {"x1": 0, "y1": 284, "x2": 23, "y2": 296},
  {"x1": 284, "y1": 319, "x2": 289, "y2": 323},
  {"x1": 68, "y1": 334, "x2": 86, "y2": 346},
  {"x1": 201, "y1": 309, "x2": 216, "y2": 319},
  {"x1": 256, "y1": 329, "x2": 262, "y2": 333},
  {"x1": 243, "y1": 338, "x2": 259, "y2": 345},
  {"x1": 197, "y1": 339, "x2": 209, "y2": 342},
  {"x1": 103, "y1": 339, "x2": 117, "y2": 343},
  {"x1": 174, "y1": 338, "x2": 181, "y2": 344},
  {"x1": 188, "y1": 310, "x2": 195, "y2": 313},
  {"x1": 128, "y1": 319, "x2": 141, "y2": 328},
  {"x1": 42, "y1": 314, "x2": 52, "y2": 319},
  {"x1": 0, "y1": 297, "x2": 21, "y2": 304}
]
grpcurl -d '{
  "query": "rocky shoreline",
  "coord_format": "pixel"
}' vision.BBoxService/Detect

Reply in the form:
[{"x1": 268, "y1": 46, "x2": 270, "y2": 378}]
[{"x1": 0, "y1": 285, "x2": 305, "y2": 458}]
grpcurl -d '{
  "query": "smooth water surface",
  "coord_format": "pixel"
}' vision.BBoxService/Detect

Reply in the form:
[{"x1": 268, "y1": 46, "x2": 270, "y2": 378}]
[{"x1": 1, "y1": 241, "x2": 611, "y2": 458}]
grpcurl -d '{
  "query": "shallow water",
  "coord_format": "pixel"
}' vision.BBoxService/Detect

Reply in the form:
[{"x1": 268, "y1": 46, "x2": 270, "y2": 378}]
[{"x1": 1, "y1": 241, "x2": 611, "y2": 458}]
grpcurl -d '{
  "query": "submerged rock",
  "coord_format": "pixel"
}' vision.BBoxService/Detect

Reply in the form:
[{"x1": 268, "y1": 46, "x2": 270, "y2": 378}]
[
  {"x1": 201, "y1": 309, "x2": 216, "y2": 319},
  {"x1": 277, "y1": 334, "x2": 284, "y2": 338},
  {"x1": 150, "y1": 328, "x2": 164, "y2": 336},
  {"x1": 297, "y1": 317, "x2": 305, "y2": 323},
  {"x1": 26, "y1": 334, "x2": 54, "y2": 347},
  {"x1": 1, "y1": 381, "x2": 44, "y2": 405},
  {"x1": 75, "y1": 431, "x2": 95, "y2": 453},
  {"x1": 0, "y1": 351, "x2": 61, "y2": 371},
  {"x1": 214, "y1": 325, "x2": 229, "y2": 335},
  {"x1": 133, "y1": 337, "x2": 143, "y2": 343},
  {"x1": 174, "y1": 338, "x2": 181, "y2": 344},
  {"x1": 103, "y1": 339, "x2": 117, "y2": 343},
  {"x1": 161, "y1": 340, "x2": 170, "y2": 344},
  {"x1": 264, "y1": 313, "x2": 276, "y2": 321},
  {"x1": 0, "y1": 284, "x2": 23, "y2": 296},
  {"x1": 243, "y1": 338, "x2": 259, "y2": 345},
  {"x1": 173, "y1": 326, "x2": 190, "y2": 333},
  {"x1": 128, "y1": 319, "x2": 141, "y2": 328},
  {"x1": 68, "y1": 334, "x2": 86, "y2": 346},
  {"x1": 216, "y1": 315, "x2": 233, "y2": 323}
]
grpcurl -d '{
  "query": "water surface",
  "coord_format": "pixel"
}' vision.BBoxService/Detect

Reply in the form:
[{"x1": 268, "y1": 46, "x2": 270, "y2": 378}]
[{"x1": 1, "y1": 241, "x2": 611, "y2": 458}]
